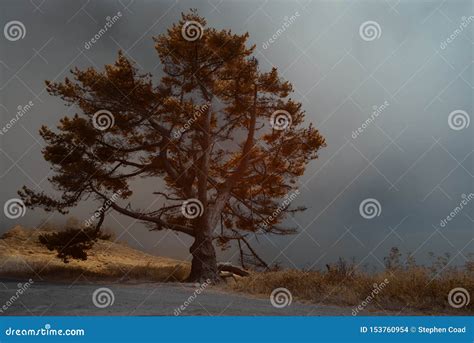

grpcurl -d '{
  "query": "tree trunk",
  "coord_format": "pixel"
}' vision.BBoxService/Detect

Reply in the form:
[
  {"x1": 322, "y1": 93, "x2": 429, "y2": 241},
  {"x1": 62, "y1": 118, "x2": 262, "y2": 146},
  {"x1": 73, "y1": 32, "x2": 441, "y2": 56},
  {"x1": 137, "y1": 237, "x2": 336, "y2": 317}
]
[{"x1": 187, "y1": 232, "x2": 219, "y2": 283}]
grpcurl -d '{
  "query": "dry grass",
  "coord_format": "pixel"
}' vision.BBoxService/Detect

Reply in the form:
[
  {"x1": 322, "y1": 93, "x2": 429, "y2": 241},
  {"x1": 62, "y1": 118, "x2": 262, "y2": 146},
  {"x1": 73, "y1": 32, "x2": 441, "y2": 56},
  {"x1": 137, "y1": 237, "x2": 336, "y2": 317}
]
[
  {"x1": 0, "y1": 225, "x2": 190, "y2": 282},
  {"x1": 229, "y1": 255, "x2": 474, "y2": 315},
  {"x1": 2, "y1": 226, "x2": 472, "y2": 314}
]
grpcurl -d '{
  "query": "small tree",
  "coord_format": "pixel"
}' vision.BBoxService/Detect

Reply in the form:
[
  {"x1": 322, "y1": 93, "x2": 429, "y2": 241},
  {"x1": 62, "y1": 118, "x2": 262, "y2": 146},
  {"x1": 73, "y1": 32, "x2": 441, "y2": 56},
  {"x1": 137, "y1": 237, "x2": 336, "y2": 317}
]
[{"x1": 20, "y1": 10, "x2": 326, "y2": 282}]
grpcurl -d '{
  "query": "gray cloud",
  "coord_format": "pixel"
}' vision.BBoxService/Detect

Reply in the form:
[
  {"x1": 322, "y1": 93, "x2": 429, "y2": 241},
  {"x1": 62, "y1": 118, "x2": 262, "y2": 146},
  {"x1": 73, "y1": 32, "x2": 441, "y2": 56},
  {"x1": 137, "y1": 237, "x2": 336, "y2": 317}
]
[{"x1": 0, "y1": 0, "x2": 472, "y2": 269}]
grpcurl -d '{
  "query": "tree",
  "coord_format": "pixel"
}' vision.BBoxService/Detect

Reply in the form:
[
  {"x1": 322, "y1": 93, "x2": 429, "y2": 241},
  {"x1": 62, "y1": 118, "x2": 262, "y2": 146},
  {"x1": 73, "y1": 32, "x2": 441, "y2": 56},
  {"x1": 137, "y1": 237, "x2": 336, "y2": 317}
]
[
  {"x1": 38, "y1": 226, "x2": 111, "y2": 263},
  {"x1": 19, "y1": 10, "x2": 326, "y2": 282}
]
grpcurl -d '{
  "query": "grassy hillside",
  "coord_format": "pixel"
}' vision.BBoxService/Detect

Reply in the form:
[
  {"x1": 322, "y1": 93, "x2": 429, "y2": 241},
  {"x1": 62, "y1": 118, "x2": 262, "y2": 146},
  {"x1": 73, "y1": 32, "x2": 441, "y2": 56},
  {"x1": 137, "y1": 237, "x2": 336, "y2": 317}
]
[
  {"x1": 1, "y1": 225, "x2": 471, "y2": 315},
  {"x1": 0, "y1": 226, "x2": 190, "y2": 282}
]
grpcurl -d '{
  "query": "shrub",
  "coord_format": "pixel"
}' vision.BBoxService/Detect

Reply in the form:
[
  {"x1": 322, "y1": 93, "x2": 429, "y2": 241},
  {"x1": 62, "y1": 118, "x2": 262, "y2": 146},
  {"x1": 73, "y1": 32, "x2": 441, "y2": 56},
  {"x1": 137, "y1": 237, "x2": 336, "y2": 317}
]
[{"x1": 39, "y1": 227, "x2": 111, "y2": 263}]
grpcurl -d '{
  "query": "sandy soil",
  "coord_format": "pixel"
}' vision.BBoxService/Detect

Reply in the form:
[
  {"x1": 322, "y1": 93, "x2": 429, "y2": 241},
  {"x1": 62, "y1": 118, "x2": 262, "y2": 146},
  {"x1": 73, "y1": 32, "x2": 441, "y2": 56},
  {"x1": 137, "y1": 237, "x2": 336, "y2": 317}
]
[{"x1": 0, "y1": 280, "x2": 388, "y2": 316}]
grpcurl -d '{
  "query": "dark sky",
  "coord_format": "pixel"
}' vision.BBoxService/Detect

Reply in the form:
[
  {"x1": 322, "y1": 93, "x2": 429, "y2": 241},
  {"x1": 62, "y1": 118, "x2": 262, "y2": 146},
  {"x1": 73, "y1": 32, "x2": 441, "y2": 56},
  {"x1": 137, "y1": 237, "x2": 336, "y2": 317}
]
[{"x1": 0, "y1": 0, "x2": 472, "y2": 270}]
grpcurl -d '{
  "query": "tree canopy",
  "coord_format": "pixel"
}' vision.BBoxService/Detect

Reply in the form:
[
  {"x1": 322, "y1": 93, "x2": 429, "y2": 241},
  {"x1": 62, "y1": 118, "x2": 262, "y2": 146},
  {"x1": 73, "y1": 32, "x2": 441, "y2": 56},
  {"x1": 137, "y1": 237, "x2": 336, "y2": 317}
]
[{"x1": 20, "y1": 10, "x2": 326, "y2": 281}]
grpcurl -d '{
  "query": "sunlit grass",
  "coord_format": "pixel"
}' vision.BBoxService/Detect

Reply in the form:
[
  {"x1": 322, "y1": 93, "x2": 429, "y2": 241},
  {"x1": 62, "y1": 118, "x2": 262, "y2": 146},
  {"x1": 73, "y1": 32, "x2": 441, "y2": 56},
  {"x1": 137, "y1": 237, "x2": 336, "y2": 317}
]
[
  {"x1": 229, "y1": 252, "x2": 473, "y2": 314},
  {"x1": 0, "y1": 225, "x2": 190, "y2": 282}
]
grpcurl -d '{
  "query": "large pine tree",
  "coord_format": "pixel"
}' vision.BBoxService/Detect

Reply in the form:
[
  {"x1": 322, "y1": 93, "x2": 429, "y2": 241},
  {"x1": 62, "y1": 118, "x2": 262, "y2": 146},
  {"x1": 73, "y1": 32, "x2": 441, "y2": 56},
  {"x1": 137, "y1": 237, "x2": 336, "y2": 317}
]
[{"x1": 20, "y1": 11, "x2": 326, "y2": 282}]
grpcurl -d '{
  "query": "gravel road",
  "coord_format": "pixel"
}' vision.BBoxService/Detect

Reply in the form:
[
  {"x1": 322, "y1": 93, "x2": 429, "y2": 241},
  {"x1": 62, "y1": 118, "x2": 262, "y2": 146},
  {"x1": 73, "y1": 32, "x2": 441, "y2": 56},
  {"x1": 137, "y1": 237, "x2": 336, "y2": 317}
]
[{"x1": 0, "y1": 280, "x2": 385, "y2": 316}]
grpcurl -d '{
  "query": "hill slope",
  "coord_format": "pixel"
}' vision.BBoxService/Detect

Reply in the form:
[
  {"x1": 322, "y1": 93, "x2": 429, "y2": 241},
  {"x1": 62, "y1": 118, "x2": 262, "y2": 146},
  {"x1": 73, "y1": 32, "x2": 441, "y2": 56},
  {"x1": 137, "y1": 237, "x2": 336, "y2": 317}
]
[{"x1": 0, "y1": 226, "x2": 190, "y2": 282}]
